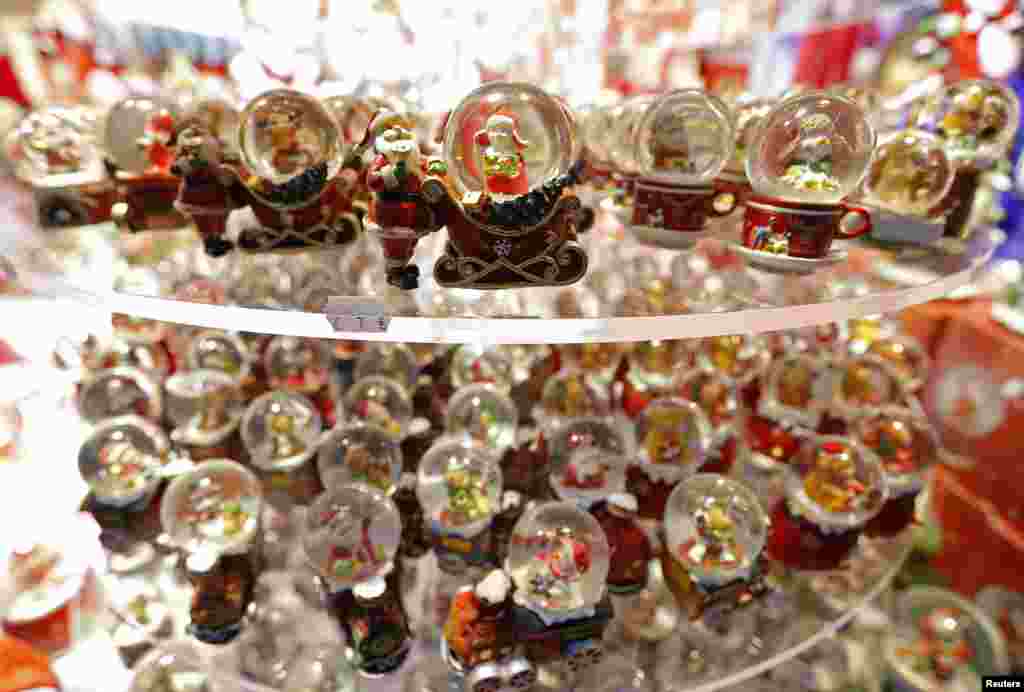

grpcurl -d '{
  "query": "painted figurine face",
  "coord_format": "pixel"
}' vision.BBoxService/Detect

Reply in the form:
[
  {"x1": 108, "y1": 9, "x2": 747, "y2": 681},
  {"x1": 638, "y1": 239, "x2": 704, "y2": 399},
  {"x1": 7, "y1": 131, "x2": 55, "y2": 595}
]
[
  {"x1": 915, "y1": 79, "x2": 1020, "y2": 165},
  {"x1": 636, "y1": 89, "x2": 734, "y2": 186},
  {"x1": 507, "y1": 502, "x2": 610, "y2": 614},
  {"x1": 417, "y1": 437, "x2": 502, "y2": 537},
  {"x1": 861, "y1": 129, "x2": 954, "y2": 216},
  {"x1": 239, "y1": 88, "x2": 343, "y2": 184},
  {"x1": 317, "y1": 422, "x2": 402, "y2": 495},
  {"x1": 747, "y1": 92, "x2": 875, "y2": 204},
  {"x1": 303, "y1": 484, "x2": 401, "y2": 591}
]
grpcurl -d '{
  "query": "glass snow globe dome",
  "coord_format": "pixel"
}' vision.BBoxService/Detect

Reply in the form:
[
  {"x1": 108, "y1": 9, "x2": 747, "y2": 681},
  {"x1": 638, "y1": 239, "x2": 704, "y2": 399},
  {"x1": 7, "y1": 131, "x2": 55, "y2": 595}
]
[
  {"x1": 303, "y1": 484, "x2": 401, "y2": 591},
  {"x1": 417, "y1": 436, "x2": 502, "y2": 538},
  {"x1": 344, "y1": 375, "x2": 413, "y2": 439},
  {"x1": 607, "y1": 94, "x2": 657, "y2": 176},
  {"x1": 78, "y1": 415, "x2": 167, "y2": 507},
  {"x1": 746, "y1": 92, "x2": 876, "y2": 205},
  {"x1": 914, "y1": 79, "x2": 1020, "y2": 166},
  {"x1": 860, "y1": 129, "x2": 954, "y2": 216},
  {"x1": 635, "y1": 89, "x2": 734, "y2": 186},
  {"x1": 241, "y1": 390, "x2": 322, "y2": 471},
  {"x1": 445, "y1": 383, "x2": 518, "y2": 453},
  {"x1": 317, "y1": 422, "x2": 403, "y2": 496},
  {"x1": 507, "y1": 502, "x2": 610, "y2": 617}
]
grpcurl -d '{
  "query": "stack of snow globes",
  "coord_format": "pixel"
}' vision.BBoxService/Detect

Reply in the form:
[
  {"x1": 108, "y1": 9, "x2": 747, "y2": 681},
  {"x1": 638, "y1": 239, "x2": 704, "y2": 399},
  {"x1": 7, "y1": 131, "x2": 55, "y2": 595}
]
[
  {"x1": 580, "y1": 78, "x2": 1019, "y2": 272},
  {"x1": 59, "y1": 302, "x2": 958, "y2": 690}
]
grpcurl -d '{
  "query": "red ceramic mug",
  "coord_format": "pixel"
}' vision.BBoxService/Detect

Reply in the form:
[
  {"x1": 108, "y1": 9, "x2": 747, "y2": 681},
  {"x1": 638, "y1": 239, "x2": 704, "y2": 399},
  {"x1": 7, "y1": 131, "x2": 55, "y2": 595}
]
[
  {"x1": 743, "y1": 196, "x2": 873, "y2": 259},
  {"x1": 632, "y1": 181, "x2": 737, "y2": 234}
]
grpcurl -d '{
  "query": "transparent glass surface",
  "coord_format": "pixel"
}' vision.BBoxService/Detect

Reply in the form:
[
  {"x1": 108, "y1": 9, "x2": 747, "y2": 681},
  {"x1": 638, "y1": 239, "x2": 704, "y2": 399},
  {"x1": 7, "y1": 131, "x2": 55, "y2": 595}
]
[
  {"x1": 317, "y1": 421, "x2": 403, "y2": 495},
  {"x1": 9, "y1": 195, "x2": 1001, "y2": 344},
  {"x1": 747, "y1": 93, "x2": 875, "y2": 205},
  {"x1": 914, "y1": 79, "x2": 1021, "y2": 165},
  {"x1": 549, "y1": 448, "x2": 628, "y2": 507},
  {"x1": 608, "y1": 95, "x2": 658, "y2": 176},
  {"x1": 78, "y1": 415, "x2": 167, "y2": 506},
  {"x1": 104, "y1": 97, "x2": 179, "y2": 174},
  {"x1": 725, "y1": 98, "x2": 776, "y2": 176},
  {"x1": 444, "y1": 383, "x2": 518, "y2": 453},
  {"x1": 416, "y1": 435, "x2": 502, "y2": 538},
  {"x1": 636, "y1": 90, "x2": 734, "y2": 186},
  {"x1": 860, "y1": 129, "x2": 954, "y2": 216},
  {"x1": 241, "y1": 390, "x2": 322, "y2": 472},
  {"x1": 343, "y1": 376, "x2": 413, "y2": 439}
]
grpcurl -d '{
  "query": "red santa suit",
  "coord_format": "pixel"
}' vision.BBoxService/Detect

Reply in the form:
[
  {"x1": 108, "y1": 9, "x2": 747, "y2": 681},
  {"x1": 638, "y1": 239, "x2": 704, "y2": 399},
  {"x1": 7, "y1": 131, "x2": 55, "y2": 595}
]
[{"x1": 474, "y1": 113, "x2": 529, "y2": 197}]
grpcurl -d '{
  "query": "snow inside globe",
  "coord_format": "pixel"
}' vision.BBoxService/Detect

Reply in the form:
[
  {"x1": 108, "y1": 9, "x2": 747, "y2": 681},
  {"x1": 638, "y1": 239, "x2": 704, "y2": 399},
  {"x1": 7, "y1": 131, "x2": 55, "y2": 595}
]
[
  {"x1": 443, "y1": 81, "x2": 578, "y2": 201},
  {"x1": 303, "y1": 484, "x2": 401, "y2": 592},
  {"x1": 914, "y1": 79, "x2": 1020, "y2": 166},
  {"x1": 241, "y1": 390, "x2": 322, "y2": 471},
  {"x1": 416, "y1": 436, "x2": 502, "y2": 539},
  {"x1": 238, "y1": 89, "x2": 343, "y2": 204},
  {"x1": 78, "y1": 415, "x2": 167, "y2": 507},
  {"x1": 664, "y1": 474, "x2": 767, "y2": 591},
  {"x1": 635, "y1": 89, "x2": 734, "y2": 187},
  {"x1": 78, "y1": 366, "x2": 162, "y2": 424},
  {"x1": 317, "y1": 422, "x2": 403, "y2": 495},
  {"x1": 161, "y1": 460, "x2": 263, "y2": 556},
  {"x1": 746, "y1": 92, "x2": 876, "y2": 205},
  {"x1": 344, "y1": 375, "x2": 413, "y2": 439},
  {"x1": 550, "y1": 448, "x2": 627, "y2": 508},
  {"x1": 104, "y1": 97, "x2": 179, "y2": 173},
  {"x1": 507, "y1": 502, "x2": 610, "y2": 617},
  {"x1": 860, "y1": 129, "x2": 954, "y2": 216},
  {"x1": 445, "y1": 383, "x2": 519, "y2": 453}
]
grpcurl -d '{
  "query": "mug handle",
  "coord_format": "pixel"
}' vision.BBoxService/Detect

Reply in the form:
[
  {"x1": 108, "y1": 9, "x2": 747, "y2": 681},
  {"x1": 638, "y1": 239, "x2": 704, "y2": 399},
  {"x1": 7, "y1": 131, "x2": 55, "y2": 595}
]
[{"x1": 835, "y1": 205, "x2": 873, "y2": 239}]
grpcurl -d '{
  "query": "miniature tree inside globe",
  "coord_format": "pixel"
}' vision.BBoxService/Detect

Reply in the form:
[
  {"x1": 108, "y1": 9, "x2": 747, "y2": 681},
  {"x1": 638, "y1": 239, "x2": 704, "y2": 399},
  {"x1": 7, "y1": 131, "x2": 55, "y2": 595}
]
[
  {"x1": 507, "y1": 502, "x2": 610, "y2": 616},
  {"x1": 746, "y1": 92, "x2": 875, "y2": 205},
  {"x1": 914, "y1": 79, "x2": 1020, "y2": 166},
  {"x1": 239, "y1": 89, "x2": 343, "y2": 189},
  {"x1": 550, "y1": 448, "x2": 628, "y2": 508},
  {"x1": 161, "y1": 460, "x2": 263, "y2": 557},
  {"x1": 104, "y1": 97, "x2": 178, "y2": 174},
  {"x1": 861, "y1": 129, "x2": 954, "y2": 217},
  {"x1": 417, "y1": 436, "x2": 502, "y2": 539},
  {"x1": 445, "y1": 383, "x2": 519, "y2": 453},
  {"x1": 443, "y1": 81, "x2": 578, "y2": 201},
  {"x1": 664, "y1": 474, "x2": 767, "y2": 591},
  {"x1": 635, "y1": 90, "x2": 734, "y2": 187},
  {"x1": 317, "y1": 422, "x2": 403, "y2": 495},
  {"x1": 241, "y1": 390, "x2": 323, "y2": 471},
  {"x1": 302, "y1": 484, "x2": 401, "y2": 592},
  {"x1": 78, "y1": 415, "x2": 167, "y2": 508},
  {"x1": 344, "y1": 376, "x2": 413, "y2": 439}
]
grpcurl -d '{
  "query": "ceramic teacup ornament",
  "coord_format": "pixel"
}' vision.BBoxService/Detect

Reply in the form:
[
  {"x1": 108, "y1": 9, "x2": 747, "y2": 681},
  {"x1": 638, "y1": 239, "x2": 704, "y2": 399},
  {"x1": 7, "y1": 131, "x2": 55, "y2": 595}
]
[
  {"x1": 629, "y1": 90, "x2": 737, "y2": 249},
  {"x1": 737, "y1": 92, "x2": 876, "y2": 274}
]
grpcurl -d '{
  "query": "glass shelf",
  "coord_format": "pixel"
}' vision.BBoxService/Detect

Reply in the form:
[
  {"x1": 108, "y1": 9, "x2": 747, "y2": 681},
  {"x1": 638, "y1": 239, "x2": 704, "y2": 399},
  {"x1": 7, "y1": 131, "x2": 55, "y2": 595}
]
[{"x1": 5, "y1": 180, "x2": 1001, "y2": 345}]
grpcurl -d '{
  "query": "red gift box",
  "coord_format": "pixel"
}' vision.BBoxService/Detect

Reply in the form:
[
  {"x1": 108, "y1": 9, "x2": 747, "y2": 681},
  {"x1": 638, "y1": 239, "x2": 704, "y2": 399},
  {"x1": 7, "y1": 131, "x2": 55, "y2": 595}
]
[{"x1": 930, "y1": 465, "x2": 1024, "y2": 596}]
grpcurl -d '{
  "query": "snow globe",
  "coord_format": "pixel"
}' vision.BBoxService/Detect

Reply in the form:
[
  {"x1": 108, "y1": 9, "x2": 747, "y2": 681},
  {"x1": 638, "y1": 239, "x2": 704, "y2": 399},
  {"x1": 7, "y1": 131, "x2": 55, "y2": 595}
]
[
  {"x1": 303, "y1": 484, "x2": 410, "y2": 675},
  {"x1": 537, "y1": 371, "x2": 610, "y2": 427},
  {"x1": 623, "y1": 340, "x2": 690, "y2": 416},
  {"x1": 354, "y1": 343, "x2": 419, "y2": 392},
  {"x1": 165, "y1": 369, "x2": 245, "y2": 460},
  {"x1": 605, "y1": 94, "x2": 658, "y2": 224},
  {"x1": 317, "y1": 422, "x2": 403, "y2": 495},
  {"x1": 859, "y1": 128, "x2": 955, "y2": 246},
  {"x1": 883, "y1": 587, "x2": 1010, "y2": 692},
  {"x1": 697, "y1": 334, "x2": 771, "y2": 390},
  {"x1": 545, "y1": 417, "x2": 630, "y2": 475},
  {"x1": 161, "y1": 460, "x2": 264, "y2": 643},
  {"x1": 673, "y1": 368, "x2": 741, "y2": 434},
  {"x1": 449, "y1": 345, "x2": 515, "y2": 392},
  {"x1": 739, "y1": 92, "x2": 876, "y2": 273},
  {"x1": 757, "y1": 353, "x2": 830, "y2": 430},
  {"x1": 717, "y1": 97, "x2": 776, "y2": 201},
  {"x1": 766, "y1": 436, "x2": 887, "y2": 570},
  {"x1": 417, "y1": 436, "x2": 503, "y2": 574},
  {"x1": 105, "y1": 97, "x2": 185, "y2": 234},
  {"x1": 865, "y1": 333, "x2": 930, "y2": 393},
  {"x1": 186, "y1": 330, "x2": 252, "y2": 385},
  {"x1": 445, "y1": 383, "x2": 519, "y2": 454},
  {"x1": 241, "y1": 390, "x2": 322, "y2": 472},
  {"x1": 662, "y1": 474, "x2": 769, "y2": 619},
  {"x1": 78, "y1": 366, "x2": 163, "y2": 424},
  {"x1": 831, "y1": 354, "x2": 906, "y2": 423},
  {"x1": 344, "y1": 375, "x2": 414, "y2": 439},
  {"x1": 854, "y1": 407, "x2": 939, "y2": 536},
  {"x1": 629, "y1": 397, "x2": 713, "y2": 520},
  {"x1": 630, "y1": 89, "x2": 737, "y2": 248},
  {"x1": 78, "y1": 415, "x2": 168, "y2": 511},
  {"x1": 549, "y1": 448, "x2": 628, "y2": 509},
  {"x1": 263, "y1": 337, "x2": 331, "y2": 401}
]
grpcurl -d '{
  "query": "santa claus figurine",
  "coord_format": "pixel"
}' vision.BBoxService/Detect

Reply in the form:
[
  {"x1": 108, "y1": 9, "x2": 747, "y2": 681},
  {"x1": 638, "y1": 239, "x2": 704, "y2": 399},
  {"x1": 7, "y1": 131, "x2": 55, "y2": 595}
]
[
  {"x1": 474, "y1": 112, "x2": 530, "y2": 199},
  {"x1": 136, "y1": 109, "x2": 177, "y2": 173}
]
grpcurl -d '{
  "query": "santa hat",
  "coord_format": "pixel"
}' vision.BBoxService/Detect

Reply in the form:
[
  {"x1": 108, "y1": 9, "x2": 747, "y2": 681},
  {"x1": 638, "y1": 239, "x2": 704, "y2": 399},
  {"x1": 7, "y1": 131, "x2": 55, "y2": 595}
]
[{"x1": 475, "y1": 111, "x2": 528, "y2": 148}]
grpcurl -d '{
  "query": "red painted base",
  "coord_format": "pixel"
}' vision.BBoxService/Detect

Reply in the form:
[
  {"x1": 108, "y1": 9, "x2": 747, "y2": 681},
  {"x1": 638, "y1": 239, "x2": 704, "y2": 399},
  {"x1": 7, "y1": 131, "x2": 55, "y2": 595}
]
[{"x1": 766, "y1": 499, "x2": 861, "y2": 571}]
